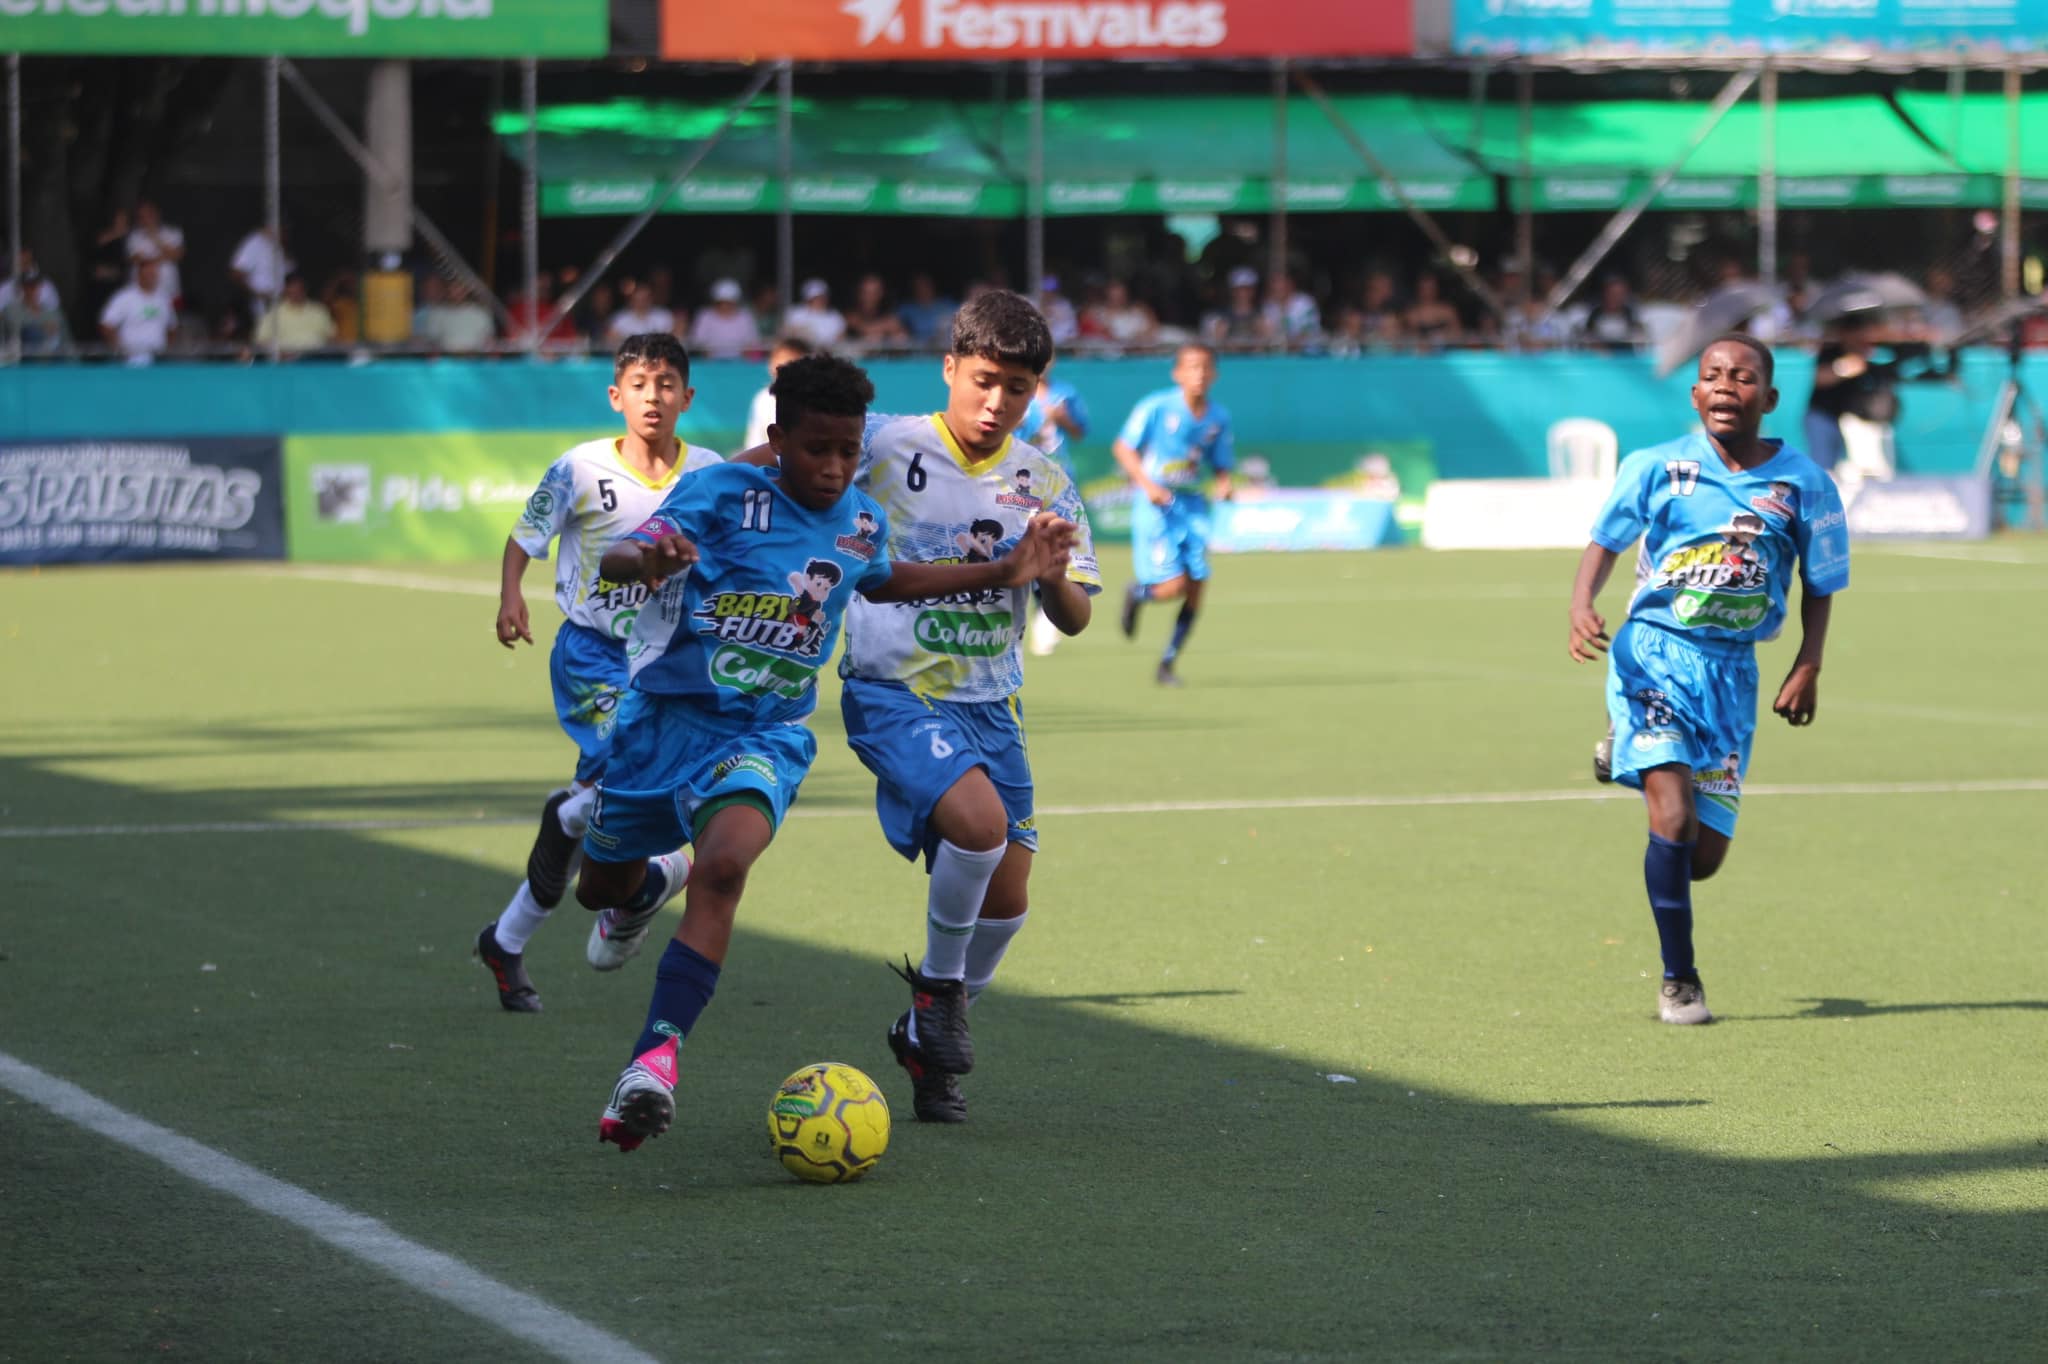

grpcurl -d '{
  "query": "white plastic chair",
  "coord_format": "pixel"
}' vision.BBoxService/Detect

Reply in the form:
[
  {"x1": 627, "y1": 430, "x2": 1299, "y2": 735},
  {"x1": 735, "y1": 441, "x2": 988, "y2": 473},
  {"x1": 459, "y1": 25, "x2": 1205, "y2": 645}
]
[{"x1": 1547, "y1": 418, "x2": 1620, "y2": 481}]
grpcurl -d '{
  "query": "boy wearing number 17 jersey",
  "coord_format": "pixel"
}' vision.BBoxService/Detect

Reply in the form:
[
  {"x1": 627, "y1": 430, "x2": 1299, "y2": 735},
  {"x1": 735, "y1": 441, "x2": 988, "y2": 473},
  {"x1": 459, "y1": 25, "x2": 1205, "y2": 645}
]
[
  {"x1": 477, "y1": 333, "x2": 722, "y2": 1012},
  {"x1": 1568, "y1": 333, "x2": 1849, "y2": 1026},
  {"x1": 840, "y1": 292, "x2": 1101, "y2": 1123}
]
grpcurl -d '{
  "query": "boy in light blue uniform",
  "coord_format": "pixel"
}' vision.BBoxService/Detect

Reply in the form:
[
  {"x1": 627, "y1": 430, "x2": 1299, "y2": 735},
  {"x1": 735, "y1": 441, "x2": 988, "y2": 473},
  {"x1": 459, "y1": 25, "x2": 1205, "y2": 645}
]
[
  {"x1": 570, "y1": 354, "x2": 1074, "y2": 1153},
  {"x1": 1569, "y1": 333, "x2": 1849, "y2": 1025},
  {"x1": 1113, "y1": 343, "x2": 1234, "y2": 685}
]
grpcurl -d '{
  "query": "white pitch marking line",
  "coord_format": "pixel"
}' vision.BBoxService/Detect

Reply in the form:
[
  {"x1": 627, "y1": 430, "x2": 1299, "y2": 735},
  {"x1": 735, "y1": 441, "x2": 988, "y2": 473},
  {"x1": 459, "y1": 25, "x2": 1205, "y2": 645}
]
[
  {"x1": 4, "y1": 779, "x2": 2046, "y2": 840},
  {"x1": 0, "y1": 1051, "x2": 661, "y2": 1364},
  {"x1": 266, "y1": 565, "x2": 500, "y2": 597}
]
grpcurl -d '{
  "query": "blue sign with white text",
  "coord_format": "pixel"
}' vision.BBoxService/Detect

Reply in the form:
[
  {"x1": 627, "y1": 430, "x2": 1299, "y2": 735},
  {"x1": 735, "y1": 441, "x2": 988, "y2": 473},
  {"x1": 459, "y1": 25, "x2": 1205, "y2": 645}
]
[{"x1": 1453, "y1": 0, "x2": 2048, "y2": 54}]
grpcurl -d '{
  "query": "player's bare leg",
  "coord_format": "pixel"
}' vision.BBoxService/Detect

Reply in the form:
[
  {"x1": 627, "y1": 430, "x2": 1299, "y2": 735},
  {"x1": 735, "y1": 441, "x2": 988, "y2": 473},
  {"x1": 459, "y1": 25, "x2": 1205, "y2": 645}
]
[
  {"x1": 578, "y1": 847, "x2": 692, "y2": 971},
  {"x1": 1156, "y1": 577, "x2": 1206, "y2": 686},
  {"x1": 1642, "y1": 765, "x2": 1713, "y2": 1024}
]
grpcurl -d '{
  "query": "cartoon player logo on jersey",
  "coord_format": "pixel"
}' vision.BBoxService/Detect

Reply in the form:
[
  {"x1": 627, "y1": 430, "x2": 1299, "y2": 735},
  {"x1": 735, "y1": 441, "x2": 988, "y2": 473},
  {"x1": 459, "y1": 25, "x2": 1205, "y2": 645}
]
[
  {"x1": 1656, "y1": 512, "x2": 1772, "y2": 632},
  {"x1": 997, "y1": 468, "x2": 1045, "y2": 511},
  {"x1": 1752, "y1": 480, "x2": 1798, "y2": 521},
  {"x1": 692, "y1": 558, "x2": 843, "y2": 660},
  {"x1": 836, "y1": 509, "x2": 881, "y2": 560},
  {"x1": 954, "y1": 518, "x2": 1005, "y2": 564}
]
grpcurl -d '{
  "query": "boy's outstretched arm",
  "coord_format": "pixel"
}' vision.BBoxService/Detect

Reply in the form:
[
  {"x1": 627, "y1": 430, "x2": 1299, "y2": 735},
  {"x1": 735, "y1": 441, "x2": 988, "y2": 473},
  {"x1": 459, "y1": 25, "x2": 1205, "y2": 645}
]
[
  {"x1": 496, "y1": 538, "x2": 534, "y2": 648},
  {"x1": 864, "y1": 515, "x2": 1075, "y2": 604},
  {"x1": 1113, "y1": 439, "x2": 1173, "y2": 507},
  {"x1": 1567, "y1": 542, "x2": 1621, "y2": 662},
  {"x1": 599, "y1": 531, "x2": 698, "y2": 587},
  {"x1": 1772, "y1": 589, "x2": 1833, "y2": 727}
]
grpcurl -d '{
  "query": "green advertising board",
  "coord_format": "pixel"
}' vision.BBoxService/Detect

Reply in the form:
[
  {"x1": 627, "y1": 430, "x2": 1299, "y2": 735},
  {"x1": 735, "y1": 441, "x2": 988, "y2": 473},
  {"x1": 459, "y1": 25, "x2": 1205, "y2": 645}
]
[
  {"x1": 0, "y1": 0, "x2": 608, "y2": 58},
  {"x1": 285, "y1": 430, "x2": 607, "y2": 562}
]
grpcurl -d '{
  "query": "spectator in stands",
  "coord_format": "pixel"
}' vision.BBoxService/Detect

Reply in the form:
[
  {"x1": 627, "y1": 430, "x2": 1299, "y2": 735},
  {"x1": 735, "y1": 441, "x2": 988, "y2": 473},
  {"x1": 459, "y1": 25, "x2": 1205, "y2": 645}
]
[
  {"x1": 1084, "y1": 277, "x2": 1159, "y2": 350},
  {"x1": 843, "y1": 272, "x2": 908, "y2": 350},
  {"x1": 1356, "y1": 270, "x2": 1405, "y2": 348},
  {"x1": 433, "y1": 279, "x2": 496, "y2": 354},
  {"x1": 506, "y1": 270, "x2": 578, "y2": 351},
  {"x1": 741, "y1": 336, "x2": 814, "y2": 451},
  {"x1": 783, "y1": 277, "x2": 847, "y2": 348},
  {"x1": 86, "y1": 207, "x2": 132, "y2": 321},
  {"x1": 128, "y1": 199, "x2": 186, "y2": 306},
  {"x1": 896, "y1": 271, "x2": 955, "y2": 348},
  {"x1": 230, "y1": 221, "x2": 292, "y2": 326},
  {"x1": 0, "y1": 248, "x2": 69, "y2": 355},
  {"x1": 1202, "y1": 266, "x2": 1265, "y2": 349},
  {"x1": 98, "y1": 254, "x2": 178, "y2": 365},
  {"x1": 1038, "y1": 275, "x2": 1081, "y2": 346},
  {"x1": 1500, "y1": 292, "x2": 1572, "y2": 353},
  {"x1": 572, "y1": 275, "x2": 615, "y2": 346},
  {"x1": 254, "y1": 271, "x2": 336, "y2": 357},
  {"x1": 1807, "y1": 313, "x2": 1899, "y2": 476},
  {"x1": 1918, "y1": 266, "x2": 1965, "y2": 341},
  {"x1": 1579, "y1": 274, "x2": 1644, "y2": 353},
  {"x1": 687, "y1": 277, "x2": 759, "y2": 358},
  {"x1": 1261, "y1": 272, "x2": 1322, "y2": 349},
  {"x1": 1403, "y1": 272, "x2": 1462, "y2": 349},
  {"x1": 606, "y1": 281, "x2": 676, "y2": 347},
  {"x1": 646, "y1": 264, "x2": 676, "y2": 315},
  {"x1": 323, "y1": 271, "x2": 361, "y2": 346}
]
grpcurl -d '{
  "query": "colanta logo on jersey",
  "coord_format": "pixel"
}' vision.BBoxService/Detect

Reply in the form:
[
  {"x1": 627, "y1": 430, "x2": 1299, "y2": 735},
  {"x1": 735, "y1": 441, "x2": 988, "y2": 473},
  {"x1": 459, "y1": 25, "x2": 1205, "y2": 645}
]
[
  {"x1": 1658, "y1": 515, "x2": 1772, "y2": 631},
  {"x1": 841, "y1": 0, "x2": 1227, "y2": 51}
]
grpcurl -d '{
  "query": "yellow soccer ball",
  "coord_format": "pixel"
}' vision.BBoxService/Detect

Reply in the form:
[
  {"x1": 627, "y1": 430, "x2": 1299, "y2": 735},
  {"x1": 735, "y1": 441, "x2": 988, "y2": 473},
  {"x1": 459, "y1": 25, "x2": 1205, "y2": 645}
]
[{"x1": 768, "y1": 1062, "x2": 891, "y2": 1184}]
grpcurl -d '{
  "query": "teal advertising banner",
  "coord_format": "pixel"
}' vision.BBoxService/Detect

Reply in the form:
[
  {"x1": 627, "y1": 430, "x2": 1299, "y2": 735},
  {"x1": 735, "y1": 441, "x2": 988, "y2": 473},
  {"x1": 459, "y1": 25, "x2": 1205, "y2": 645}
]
[
  {"x1": 1454, "y1": 0, "x2": 2048, "y2": 55},
  {"x1": 0, "y1": 0, "x2": 608, "y2": 58}
]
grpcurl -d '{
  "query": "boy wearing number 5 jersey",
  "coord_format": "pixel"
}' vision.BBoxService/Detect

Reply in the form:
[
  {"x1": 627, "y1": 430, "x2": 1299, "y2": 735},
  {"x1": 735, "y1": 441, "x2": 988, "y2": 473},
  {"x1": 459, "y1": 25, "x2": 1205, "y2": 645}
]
[{"x1": 476, "y1": 333, "x2": 722, "y2": 1013}]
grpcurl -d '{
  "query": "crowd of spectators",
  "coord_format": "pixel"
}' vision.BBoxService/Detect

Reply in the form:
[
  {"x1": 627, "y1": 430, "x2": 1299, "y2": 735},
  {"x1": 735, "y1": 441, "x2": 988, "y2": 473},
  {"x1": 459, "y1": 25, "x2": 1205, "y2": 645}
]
[{"x1": 0, "y1": 204, "x2": 2026, "y2": 364}]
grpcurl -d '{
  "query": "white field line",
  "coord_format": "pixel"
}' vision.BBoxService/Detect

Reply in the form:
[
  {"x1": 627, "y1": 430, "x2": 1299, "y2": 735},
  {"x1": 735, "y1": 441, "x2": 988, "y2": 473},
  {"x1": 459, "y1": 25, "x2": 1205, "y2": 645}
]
[
  {"x1": 266, "y1": 565, "x2": 500, "y2": 597},
  {"x1": 0, "y1": 1051, "x2": 661, "y2": 1364},
  {"x1": 4, "y1": 779, "x2": 2046, "y2": 841}
]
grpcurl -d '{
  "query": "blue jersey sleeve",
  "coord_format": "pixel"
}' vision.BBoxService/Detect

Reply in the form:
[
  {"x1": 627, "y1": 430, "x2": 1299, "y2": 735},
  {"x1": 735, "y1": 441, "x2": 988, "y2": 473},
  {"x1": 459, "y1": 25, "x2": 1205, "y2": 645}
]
[
  {"x1": 1059, "y1": 384, "x2": 1091, "y2": 441},
  {"x1": 1208, "y1": 406, "x2": 1237, "y2": 473},
  {"x1": 510, "y1": 457, "x2": 574, "y2": 559},
  {"x1": 856, "y1": 500, "x2": 894, "y2": 594},
  {"x1": 1795, "y1": 473, "x2": 1851, "y2": 596},
  {"x1": 1117, "y1": 394, "x2": 1158, "y2": 450},
  {"x1": 1590, "y1": 450, "x2": 1657, "y2": 552}
]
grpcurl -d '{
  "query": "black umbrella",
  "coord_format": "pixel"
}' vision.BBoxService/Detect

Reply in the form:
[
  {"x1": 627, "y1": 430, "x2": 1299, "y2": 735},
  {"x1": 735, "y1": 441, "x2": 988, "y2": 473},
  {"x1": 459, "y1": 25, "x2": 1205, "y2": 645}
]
[
  {"x1": 1654, "y1": 282, "x2": 1782, "y2": 379},
  {"x1": 1803, "y1": 272, "x2": 1931, "y2": 327}
]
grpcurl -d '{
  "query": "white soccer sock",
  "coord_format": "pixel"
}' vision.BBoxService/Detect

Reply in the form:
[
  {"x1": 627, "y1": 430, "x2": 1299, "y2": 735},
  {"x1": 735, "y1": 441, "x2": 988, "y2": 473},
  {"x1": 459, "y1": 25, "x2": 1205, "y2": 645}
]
[
  {"x1": 964, "y1": 912, "x2": 1028, "y2": 1004},
  {"x1": 557, "y1": 783, "x2": 599, "y2": 837},
  {"x1": 920, "y1": 839, "x2": 1007, "y2": 981},
  {"x1": 493, "y1": 880, "x2": 551, "y2": 954}
]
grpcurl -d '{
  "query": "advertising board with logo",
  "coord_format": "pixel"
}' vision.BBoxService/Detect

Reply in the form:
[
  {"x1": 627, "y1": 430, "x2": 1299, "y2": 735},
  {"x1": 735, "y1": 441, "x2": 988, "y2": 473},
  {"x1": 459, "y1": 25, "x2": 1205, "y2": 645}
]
[
  {"x1": 661, "y1": 0, "x2": 1413, "y2": 60},
  {"x1": 0, "y1": 0, "x2": 607, "y2": 57},
  {"x1": 1208, "y1": 492, "x2": 1399, "y2": 555},
  {"x1": 1453, "y1": 0, "x2": 2048, "y2": 54},
  {"x1": 286, "y1": 430, "x2": 605, "y2": 562},
  {"x1": 0, "y1": 437, "x2": 284, "y2": 565},
  {"x1": 1840, "y1": 475, "x2": 1993, "y2": 540}
]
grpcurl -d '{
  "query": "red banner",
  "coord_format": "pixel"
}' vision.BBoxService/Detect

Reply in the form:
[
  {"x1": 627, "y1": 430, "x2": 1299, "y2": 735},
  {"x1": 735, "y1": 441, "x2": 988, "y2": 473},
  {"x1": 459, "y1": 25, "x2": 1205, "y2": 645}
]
[{"x1": 661, "y1": 0, "x2": 1413, "y2": 61}]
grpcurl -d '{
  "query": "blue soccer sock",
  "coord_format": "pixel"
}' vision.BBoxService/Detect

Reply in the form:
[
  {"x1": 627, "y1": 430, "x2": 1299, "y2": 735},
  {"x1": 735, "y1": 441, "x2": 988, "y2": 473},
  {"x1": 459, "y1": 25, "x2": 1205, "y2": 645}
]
[
  {"x1": 1161, "y1": 603, "x2": 1198, "y2": 665},
  {"x1": 630, "y1": 939, "x2": 721, "y2": 1059},
  {"x1": 1645, "y1": 832, "x2": 1697, "y2": 980}
]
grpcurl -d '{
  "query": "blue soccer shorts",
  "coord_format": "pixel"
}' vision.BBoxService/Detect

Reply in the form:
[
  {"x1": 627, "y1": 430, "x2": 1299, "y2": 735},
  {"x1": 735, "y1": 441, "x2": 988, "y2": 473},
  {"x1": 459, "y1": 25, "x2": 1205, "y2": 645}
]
[
  {"x1": 840, "y1": 676, "x2": 1037, "y2": 866},
  {"x1": 1605, "y1": 620, "x2": 1759, "y2": 840},
  {"x1": 550, "y1": 622, "x2": 629, "y2": 784},
  {"x1": 581, "y1": 690, "x2": 817, "y2": 864},
  {"x1": 1131, "y1": 493, "x2": 1214, "y2": 587}
]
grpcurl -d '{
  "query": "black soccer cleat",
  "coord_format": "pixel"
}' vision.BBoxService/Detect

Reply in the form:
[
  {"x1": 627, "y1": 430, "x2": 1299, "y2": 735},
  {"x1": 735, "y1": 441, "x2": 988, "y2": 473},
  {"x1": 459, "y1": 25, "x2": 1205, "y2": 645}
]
[
  {"x1": 1155, "y1": 662, "x2": 1183, "y2": 688},
  {"x1": 1119, "y1": 584, "x2": 1142, "y2": 640},
  {"x1": 526, "y1": 788, "x2": 582, "y2": 909},
  {"x1": 475, "y1": 923, "x2": 542, "y2": 1013},
  {"x1": 887, "y1": 1011, "x2": 967, "y2": 1123},
  {"x1": 889, "y1": 956, "x2": 974, "y2": 1075}
]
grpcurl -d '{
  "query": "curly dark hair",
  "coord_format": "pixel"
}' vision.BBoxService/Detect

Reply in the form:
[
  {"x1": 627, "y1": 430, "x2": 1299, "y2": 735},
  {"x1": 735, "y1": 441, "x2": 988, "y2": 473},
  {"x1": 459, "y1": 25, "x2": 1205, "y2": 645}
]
[
  {"x1": 950, "y1": 289, "x2": 1054, "y2": 375},
  {"x1": 613, "y1": 332, "x2": 691, "y2": 383},
  {"x1": 1705, "y1": 331, "x2": 1773, "y2": 382},
  {"x1": 772, "y1": 352, "x2": 876, "y2": 429}
]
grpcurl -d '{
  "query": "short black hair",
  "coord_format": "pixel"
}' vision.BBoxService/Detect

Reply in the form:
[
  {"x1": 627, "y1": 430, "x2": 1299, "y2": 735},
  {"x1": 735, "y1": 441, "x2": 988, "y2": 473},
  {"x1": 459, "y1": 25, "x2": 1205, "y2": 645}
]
[
  {"x1": 969, "y1": 517, "x2": 1003, "y2": 539},
  {"x1": 614, "y1": 332, "x2": 691, "y2": 383},
  {"x1": 1704, "y1": 331, "x2": 1773, "y2": 383},
  {"x1": 772, "y1": 352, "x2": 874, "y2": 430},
  {"x1": 803, "y1": 558, "x2": 844, "y2": 585},
  {"x1": 950, "y1": 290, "x2": 1054, "y2": 375}
]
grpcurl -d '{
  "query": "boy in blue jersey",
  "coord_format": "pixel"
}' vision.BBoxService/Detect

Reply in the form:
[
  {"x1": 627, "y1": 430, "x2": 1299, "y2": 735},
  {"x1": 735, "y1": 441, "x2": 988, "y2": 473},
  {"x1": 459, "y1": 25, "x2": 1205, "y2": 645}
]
[
  {"x1": 1021, "y1": 360, "x2": 1090, "y2": 657},
  {"x1": 476, "y1": 333, "x2": 722, "y2": 1013},
  {"x1": 1113, "y1": 343, "x2": 1234, "y2": 686},
  {"x1": 1569, "y1": 334, "x2": 1849, "y2": 1025},
  {"x1": 570, "y1": 354, "x2": 1076, "y2": 1152}
]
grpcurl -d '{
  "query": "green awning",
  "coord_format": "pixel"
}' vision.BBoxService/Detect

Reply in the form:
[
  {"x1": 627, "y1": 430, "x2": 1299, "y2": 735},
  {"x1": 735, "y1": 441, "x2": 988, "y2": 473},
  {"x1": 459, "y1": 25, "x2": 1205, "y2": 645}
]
[
  {"x1": 1895, "y1": 92, "x2": 2048, "y2": 208},
  {"x1": 1420, "y1": 96, "x2": 1998, "y2": 211},
  {"x1": 497, "y1": 94, "x2": 1494, "y2": 219}
]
